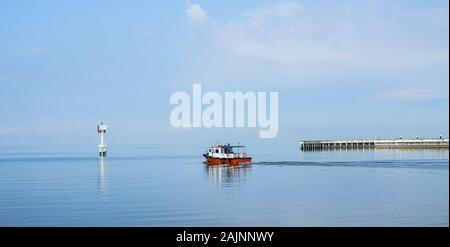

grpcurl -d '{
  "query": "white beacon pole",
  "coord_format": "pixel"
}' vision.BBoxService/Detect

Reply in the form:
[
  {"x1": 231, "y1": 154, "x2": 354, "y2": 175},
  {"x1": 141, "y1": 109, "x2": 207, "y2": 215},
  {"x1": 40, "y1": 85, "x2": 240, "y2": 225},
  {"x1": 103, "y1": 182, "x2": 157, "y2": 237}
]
[{"x1": 97, "y1": 122, "x2": 108, "y2": 157}]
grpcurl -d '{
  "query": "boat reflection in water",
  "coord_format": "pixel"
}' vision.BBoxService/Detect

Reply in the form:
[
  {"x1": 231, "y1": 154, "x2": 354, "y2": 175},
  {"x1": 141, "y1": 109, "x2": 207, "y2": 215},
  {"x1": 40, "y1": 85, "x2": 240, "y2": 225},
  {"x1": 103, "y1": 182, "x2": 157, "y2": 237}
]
[
  {"x1": 98, "y1": 157, "x2": 108, "y2": 199},
  {"x1": 205, "y1": 164, "x2": 251, "y2": 188}
]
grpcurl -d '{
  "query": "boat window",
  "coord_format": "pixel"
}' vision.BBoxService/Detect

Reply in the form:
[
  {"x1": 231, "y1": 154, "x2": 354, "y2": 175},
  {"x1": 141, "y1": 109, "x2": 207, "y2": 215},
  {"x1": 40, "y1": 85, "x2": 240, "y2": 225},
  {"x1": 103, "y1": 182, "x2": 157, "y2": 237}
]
[{"x1": 215, "y1": 149, "x2": 219, "y2": 153}]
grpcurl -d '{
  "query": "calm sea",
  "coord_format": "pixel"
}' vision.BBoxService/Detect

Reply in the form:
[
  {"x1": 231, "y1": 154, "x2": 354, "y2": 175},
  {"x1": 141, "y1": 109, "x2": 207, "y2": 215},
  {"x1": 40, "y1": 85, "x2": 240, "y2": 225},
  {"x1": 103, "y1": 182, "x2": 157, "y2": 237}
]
[{"x1": 0, "y1": 144, "x2": 448, "y2": 226}]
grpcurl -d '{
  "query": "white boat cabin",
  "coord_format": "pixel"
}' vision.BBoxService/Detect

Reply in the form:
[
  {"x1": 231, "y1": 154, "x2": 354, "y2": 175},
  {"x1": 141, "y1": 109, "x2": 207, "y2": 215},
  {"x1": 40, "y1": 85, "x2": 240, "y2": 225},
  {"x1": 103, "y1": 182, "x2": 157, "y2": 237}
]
[{"x1": 207, "y1": 144, "x2": 247, "y2": 158}]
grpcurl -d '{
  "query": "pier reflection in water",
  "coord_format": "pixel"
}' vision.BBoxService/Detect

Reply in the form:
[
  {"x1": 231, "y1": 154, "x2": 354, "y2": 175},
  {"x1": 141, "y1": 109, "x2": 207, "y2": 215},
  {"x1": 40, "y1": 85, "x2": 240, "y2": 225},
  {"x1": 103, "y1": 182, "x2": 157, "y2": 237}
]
[
  {"x1": 299, "y1": 147, "x2": 449, "y2": 161},
  {"x1": 205, "y1": 164, "x2": 251, "y2": 188},
  {"x1": 98, "y1": 157, "x2": 108, "y2": 199}
]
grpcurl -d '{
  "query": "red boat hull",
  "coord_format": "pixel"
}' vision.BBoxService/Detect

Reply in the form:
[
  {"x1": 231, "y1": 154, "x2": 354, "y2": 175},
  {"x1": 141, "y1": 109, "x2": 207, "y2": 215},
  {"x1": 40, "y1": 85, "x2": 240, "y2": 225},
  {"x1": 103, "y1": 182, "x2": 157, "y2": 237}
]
[{"x1": 205, "y1": 157, "x2": 252, "y2": 166}]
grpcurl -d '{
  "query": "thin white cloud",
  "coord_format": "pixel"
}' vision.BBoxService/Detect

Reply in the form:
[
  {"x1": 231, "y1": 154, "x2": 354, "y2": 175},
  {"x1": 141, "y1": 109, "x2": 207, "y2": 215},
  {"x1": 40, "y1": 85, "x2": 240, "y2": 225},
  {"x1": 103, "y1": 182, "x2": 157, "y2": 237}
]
[
  {"x1": 0, "y1": 117, "x2": 82, "y2": 136},
  {"x1": 180, "y1": 0, "x2": 449, "y2": 98},
  {"x1": 30, "y1": 47, "x2": 47, "y2": 54},
  {"x1": 245, "y1": 1, "x2": 302, "y2": 28},
  {"x1": 186, "y1": 4, "x2": 209, "y2": 26},
  {"x1": 193, "y1": 1, "x2": 449, "y2": 67},
  {"x1": 381, "y1": 89, "x2": 449, "y2": 101}
]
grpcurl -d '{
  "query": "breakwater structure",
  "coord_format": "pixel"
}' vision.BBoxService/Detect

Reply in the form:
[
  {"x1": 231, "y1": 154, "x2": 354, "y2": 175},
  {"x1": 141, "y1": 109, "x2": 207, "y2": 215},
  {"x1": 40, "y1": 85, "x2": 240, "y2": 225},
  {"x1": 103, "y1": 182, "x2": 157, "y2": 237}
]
[{"x1": 299, "y1": 137, "x2": 449, "y2": 151}]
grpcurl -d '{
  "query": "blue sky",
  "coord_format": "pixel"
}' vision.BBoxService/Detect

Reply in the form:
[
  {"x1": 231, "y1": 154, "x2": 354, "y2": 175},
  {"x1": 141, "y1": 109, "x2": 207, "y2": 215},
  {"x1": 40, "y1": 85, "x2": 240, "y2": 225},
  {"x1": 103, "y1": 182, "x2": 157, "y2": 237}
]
[{"x1": 0, "y1": 0, "x2": 448, "y2": 145}]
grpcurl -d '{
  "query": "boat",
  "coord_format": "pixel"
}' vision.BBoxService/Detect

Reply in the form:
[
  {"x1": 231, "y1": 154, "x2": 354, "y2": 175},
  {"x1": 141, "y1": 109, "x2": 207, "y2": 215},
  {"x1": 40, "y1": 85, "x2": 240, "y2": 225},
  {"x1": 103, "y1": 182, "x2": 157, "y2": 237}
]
[{"x1": 203, "y1": 144, "x2": 252, "y2": 166}]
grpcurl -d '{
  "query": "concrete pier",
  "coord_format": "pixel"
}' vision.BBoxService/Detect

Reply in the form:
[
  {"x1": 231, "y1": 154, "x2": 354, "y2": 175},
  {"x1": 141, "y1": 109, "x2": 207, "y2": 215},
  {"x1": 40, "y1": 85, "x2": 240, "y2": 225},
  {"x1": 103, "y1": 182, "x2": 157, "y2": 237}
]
[{"x1": 299, "y1": 137, "x2": 449, "y2": 151}]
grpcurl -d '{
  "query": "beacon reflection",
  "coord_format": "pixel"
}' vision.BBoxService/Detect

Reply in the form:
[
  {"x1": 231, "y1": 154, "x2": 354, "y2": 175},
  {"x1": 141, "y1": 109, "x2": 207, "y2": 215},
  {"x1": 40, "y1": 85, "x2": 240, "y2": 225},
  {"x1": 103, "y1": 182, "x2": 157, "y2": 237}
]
[
  {"x1": 205, "y1": 164, "x2": 251, "y2": 187},
  {"x1": 98, "y1": 157, "x2": 108, "y2": 198}
]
